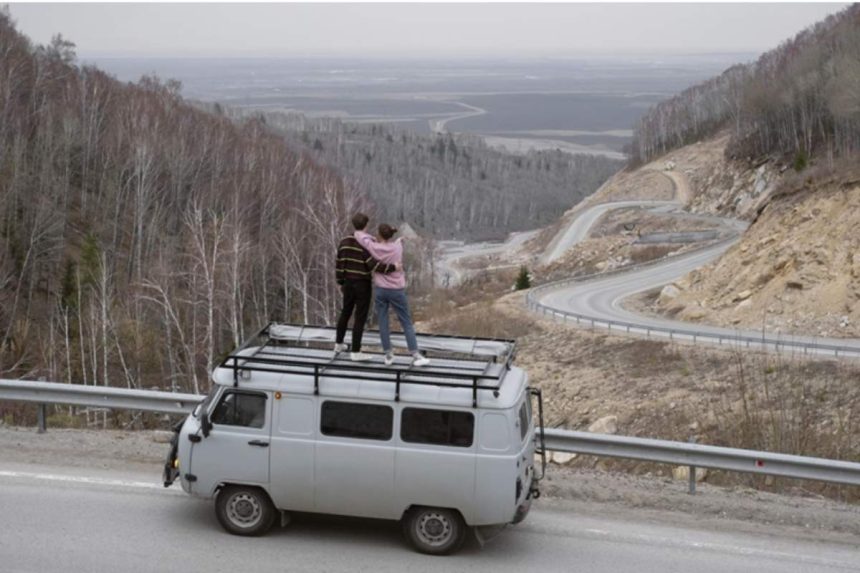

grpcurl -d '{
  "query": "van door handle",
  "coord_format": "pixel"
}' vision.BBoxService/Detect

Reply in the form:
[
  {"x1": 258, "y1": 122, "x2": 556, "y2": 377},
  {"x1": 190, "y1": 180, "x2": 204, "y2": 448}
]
[{"x1": 248, "y1": 440, "x2": 269, "y2": 447}]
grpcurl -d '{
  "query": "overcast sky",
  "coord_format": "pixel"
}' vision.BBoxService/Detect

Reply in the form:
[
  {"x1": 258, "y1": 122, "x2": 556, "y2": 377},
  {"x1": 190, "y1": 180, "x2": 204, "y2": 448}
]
[{"x1": 7, "y1": 3, "x2": 850, "y2": 58}]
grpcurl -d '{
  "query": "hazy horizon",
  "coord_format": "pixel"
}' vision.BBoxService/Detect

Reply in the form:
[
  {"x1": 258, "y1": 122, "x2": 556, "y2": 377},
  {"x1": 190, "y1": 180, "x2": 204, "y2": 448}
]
[{"x1": 8, "y1": 3, "x2": 850, "y2": 59}]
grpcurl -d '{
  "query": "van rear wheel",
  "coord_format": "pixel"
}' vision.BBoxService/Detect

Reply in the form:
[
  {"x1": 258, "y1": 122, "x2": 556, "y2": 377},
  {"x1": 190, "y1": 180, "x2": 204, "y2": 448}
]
[
  {"x1": 215, "y1": 485, "x2": 276, "y2": 536},
  {"x1": 402, "y1": 506, "x2": 467, "y2": 555}
]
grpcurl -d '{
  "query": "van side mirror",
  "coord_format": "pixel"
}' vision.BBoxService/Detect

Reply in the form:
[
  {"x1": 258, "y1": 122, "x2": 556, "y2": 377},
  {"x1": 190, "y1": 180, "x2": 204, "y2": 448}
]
[{"x1": 201, "y1": 414, "x2": 212, "y2": 438}]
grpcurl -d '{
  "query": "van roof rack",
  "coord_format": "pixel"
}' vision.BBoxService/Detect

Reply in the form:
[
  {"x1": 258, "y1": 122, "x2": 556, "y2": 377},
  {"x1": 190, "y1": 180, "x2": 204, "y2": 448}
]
[{"x1": 218, "y1": 323, "x2": 517, "y2": 407}]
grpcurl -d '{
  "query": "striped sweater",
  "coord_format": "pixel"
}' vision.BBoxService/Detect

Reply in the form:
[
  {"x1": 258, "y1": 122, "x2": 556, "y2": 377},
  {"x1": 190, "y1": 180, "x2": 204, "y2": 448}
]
[{"x1": 335, "y1": 236, "x2": 396, "y2": 284}]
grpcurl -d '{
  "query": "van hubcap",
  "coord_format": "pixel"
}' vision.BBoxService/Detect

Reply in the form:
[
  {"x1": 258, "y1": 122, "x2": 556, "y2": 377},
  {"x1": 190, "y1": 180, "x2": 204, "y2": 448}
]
[
  {"x1": 416, "y1": 512, "x2": 452, "y2": 546},
  {"x1": 226, "y1": 492, "x2": 262, "y2": 527}
]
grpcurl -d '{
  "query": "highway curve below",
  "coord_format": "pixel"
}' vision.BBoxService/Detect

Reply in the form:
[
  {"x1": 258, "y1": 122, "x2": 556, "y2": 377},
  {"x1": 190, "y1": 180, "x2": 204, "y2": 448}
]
[{"x1": 532, "y1": 171, "x2": 860, "y2": 358}]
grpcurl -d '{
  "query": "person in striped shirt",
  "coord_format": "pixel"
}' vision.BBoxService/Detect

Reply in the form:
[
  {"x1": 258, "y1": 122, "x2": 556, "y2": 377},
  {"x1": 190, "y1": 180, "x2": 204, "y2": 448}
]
[{"x1": 334, "y1": 212, "x2": 399, "y2": 361}]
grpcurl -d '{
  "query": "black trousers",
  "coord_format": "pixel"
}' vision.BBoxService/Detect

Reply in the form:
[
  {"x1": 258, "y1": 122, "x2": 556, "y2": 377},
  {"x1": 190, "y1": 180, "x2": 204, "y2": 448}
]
[{"x1": 335, "y1": 279, "x2": 372, "y2": 352}]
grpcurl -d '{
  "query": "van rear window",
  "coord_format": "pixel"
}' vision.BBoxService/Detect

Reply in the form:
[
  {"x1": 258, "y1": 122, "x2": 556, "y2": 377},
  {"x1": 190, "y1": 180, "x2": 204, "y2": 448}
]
[
  {"x1": 320, "y1": 401, "x2": 393, "y2": 441},
  {"x1": 518, "y1": 400, "x2": 530, "y2": 441},
  {"x1": 401, "y1": 408, "x2": 474, "y2": 448}
]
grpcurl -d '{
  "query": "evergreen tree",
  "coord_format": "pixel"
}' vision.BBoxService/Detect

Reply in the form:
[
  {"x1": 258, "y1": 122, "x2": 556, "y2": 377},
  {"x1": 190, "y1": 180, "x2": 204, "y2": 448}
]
[{"x1": 515, "y1": 266, "x2": 531, "y2": 290}]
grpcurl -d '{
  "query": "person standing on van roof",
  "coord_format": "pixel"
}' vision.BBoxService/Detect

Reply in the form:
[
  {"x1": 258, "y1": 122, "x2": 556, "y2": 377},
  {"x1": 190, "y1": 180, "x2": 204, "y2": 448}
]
[
  {"x1": 355, "y1": 223, "x2": 430, "y2": 368},
  {"x1": 335, "y1": 213, "x2": 400, "y2": 362}
]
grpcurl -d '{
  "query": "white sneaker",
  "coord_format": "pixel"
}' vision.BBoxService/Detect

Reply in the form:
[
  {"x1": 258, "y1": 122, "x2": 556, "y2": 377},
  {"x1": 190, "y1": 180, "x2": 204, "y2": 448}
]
[
  {"x1": 412, "y1": 353, "x2": 430, "y2": 367},
  {"x1": 384, "y1": 352, "x2": 396, "y2": 366},
  {"x1": 350, "y1": 352, "x2": 372, "y2": 362},
  {"x1": 333, "y1": 343, "x2": 348, "y2": 353}
]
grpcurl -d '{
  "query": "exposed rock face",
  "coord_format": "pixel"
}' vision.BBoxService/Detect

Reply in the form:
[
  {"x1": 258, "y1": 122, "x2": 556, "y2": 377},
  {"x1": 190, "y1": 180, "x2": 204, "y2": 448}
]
[
  {"x1": 616, "y1": 127, "x2": 860, "y2": 339},
  {"x1": 652, "y1": 153, "x2": 860, "y2": 338}
]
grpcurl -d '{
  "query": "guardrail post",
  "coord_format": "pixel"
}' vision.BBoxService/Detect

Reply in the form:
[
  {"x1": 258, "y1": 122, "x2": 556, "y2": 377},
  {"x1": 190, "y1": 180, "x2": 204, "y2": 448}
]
[
  {"x1": 688, "y1": 436, "x2": 697, "y2": 495},
  {"x1": 37, "y1": 403, "x2": 47, "y2": 434}
]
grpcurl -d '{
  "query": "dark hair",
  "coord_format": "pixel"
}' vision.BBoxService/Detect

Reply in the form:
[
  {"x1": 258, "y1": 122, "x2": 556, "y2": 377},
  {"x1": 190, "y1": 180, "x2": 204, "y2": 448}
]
[
  {"x1": 351, "y1": 212, "x2": 369, "y2": 231},
  {"x1": 378, "y1": 223, "x2": 398, "y2": 240}
]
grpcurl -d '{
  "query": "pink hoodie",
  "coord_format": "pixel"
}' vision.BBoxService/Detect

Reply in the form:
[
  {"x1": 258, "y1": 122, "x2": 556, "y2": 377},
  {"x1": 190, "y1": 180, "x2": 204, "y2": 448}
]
[{"x1": 354, "y1": 231, "x2": 406, "y2": 289}]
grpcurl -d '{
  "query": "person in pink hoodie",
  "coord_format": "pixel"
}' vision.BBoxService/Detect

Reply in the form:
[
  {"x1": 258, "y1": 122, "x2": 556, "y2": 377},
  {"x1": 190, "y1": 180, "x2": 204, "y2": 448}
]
[{"x1": 354, "y1": 223, "x2": 430, "y2": 367}]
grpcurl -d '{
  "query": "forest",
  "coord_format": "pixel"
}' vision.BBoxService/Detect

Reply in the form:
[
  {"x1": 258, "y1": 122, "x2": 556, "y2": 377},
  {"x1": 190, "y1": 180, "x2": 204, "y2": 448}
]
[
  {"x1": 0, "y1": 10, "x2": 620, "y2": 405},
  {"x1": 629, "y1": 4, "x2": 860, "y2": 166},
  {"x1": 0, "y1": 10, "x2": 368, "y2": 398},
  {"x1": 228, "y1": 110, "x2": 622, "y2": 241}
]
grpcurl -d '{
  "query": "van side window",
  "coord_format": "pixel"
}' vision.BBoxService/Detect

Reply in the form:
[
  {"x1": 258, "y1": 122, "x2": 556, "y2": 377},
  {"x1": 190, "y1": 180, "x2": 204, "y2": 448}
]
[
  {"x1": 210, "y1": 391, "x2": 267, "y2": 428},
  {"x1": 401, "y1": 408, "x2": 474, "y2": 447},
  {"x1": 320, "y1": 401, "x2": 393, "y2": 441}
]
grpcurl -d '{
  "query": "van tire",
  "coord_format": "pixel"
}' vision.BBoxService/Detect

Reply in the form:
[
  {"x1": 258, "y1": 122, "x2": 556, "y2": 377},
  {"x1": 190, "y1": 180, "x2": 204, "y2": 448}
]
[
  {"x1": 402, "y1": 506, "x2": 467, "y2": 555},
  {"x1": 215, "y1": 485, "x2": 276, "y2": 536}
]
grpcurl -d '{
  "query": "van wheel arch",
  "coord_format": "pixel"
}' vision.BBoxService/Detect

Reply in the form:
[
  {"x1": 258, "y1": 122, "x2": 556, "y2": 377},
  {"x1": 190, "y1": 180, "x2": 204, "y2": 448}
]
[
  {"x1": 214, "y1": 484, "x2": 277, "y2": 537},
  {"x1": 401, "y1": 505, "x2": 468, "y2": 555}
]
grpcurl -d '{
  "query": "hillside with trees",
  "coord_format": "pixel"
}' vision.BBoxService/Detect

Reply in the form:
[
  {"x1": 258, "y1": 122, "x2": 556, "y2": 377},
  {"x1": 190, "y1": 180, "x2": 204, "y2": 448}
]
[
  {"x1": 232, "y1": 111, "x2": 622, "y2": 240},
  {"x1": 0, "y1": 10, "x2": 364, "y2": 398},
  {"x1": 630, "y1": 4, "x2": 860, "y2": 167}
]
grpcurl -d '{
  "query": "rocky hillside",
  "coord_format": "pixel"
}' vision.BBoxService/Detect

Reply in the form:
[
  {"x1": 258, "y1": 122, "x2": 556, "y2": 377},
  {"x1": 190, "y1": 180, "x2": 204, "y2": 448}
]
[{"x1": 648, "y1": 149, "x2": 860, "y2": 338}]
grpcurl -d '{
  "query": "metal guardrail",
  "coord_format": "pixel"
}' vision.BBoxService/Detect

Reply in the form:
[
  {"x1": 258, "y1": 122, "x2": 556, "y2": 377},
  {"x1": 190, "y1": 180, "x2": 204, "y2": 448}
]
[
  {"x1": 544, "y1": 428, "x2": 860, "y2": 487},
  {"x1": 526, "y1": 239, "x2": 860, "y2": 359},
  {"x1": 0, "y1": 379, "x2": 201, "y2": 415},
  {"x1": 1, "y1": 380, "x2": 859, "y2": 488}
]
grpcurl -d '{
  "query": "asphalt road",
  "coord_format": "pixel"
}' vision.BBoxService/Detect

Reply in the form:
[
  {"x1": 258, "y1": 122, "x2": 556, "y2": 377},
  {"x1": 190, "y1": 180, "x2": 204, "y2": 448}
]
[
  {"x1": 542, "y1": 200, "x2": 681, "y2": 264},
  {"x1": 1, "y1": 464, "x2": 858, "y2": 573},
  {"x1": 533, "y1": 175, "x2": 860, "y2": 356}
]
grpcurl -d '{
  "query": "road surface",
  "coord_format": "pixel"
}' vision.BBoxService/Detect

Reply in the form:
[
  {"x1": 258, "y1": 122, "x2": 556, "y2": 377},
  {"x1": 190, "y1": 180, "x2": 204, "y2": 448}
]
[
  {"x1": 1, "y1": 464, "x2": 857, "y2": 573},
  {"x1": 532, "y1": 171, "x2": 860, "y2": 356},
  {"x1": 542, "y1": 200, "x2": 681, "y2": 264}
]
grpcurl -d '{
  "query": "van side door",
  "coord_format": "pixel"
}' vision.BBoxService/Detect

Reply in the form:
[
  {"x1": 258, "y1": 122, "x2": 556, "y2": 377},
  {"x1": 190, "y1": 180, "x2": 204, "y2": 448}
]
[
  {"x1": 188, "y1": 389, "x2": 271, "y2": 498},
  {"x1": 269, "y1": 395, "x2": 316, "y2": 512},
  {"x1": 314, "y1": 400, "x2": 397, "y2": 519}
]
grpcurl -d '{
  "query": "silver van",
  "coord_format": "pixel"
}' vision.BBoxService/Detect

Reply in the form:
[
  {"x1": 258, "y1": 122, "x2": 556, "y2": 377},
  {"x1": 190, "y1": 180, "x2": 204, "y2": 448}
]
[{"x1": 164, "y1": 324, "x2": 545, "y2": 555}]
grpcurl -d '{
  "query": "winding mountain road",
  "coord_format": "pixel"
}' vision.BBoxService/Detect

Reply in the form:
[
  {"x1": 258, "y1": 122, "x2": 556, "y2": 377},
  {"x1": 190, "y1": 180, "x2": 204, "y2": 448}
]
[
  {"x1": 542, "y1": 200, "x2": 681, "y2": 265},
  {"x1": 532, "y1": 171, "x2": 860, "y2": 356}
]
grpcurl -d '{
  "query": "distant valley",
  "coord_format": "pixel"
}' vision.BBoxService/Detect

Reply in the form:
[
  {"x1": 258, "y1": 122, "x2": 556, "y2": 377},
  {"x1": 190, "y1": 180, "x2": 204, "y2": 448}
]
[{"x1": 90, "y1": 55, "x2": 746, "y2": 158}]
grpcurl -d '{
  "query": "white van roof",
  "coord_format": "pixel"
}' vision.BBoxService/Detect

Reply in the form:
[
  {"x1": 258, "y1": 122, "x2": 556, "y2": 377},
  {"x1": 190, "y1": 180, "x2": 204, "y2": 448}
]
[{"x1": 211, "y1": 323, "x2": 525, "y2": 410}]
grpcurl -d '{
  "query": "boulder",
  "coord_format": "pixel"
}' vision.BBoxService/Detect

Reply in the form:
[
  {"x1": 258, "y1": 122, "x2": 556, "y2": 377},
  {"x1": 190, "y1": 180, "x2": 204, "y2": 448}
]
[
  {"x1": 681, "y1": 308, "x2": 707, "y2": 321},
  {"x1": 658, "y1": 284, "x2": 681, "y2": 304},
  {"x1": 733, "y1": 290, "x2": 753, "y2": 302},
  {"x1": 588, "y1": 415, "x2": 618, "y2": 435},
  {"x1": 672, "y1": 466, "x2": 709, "y2": 482},
  {"x1": 551, "y1": 451, "x2": 578, "y2": 464},
  {"x1": 786, "y1": 280, "x2": 803, "y2": 290}
]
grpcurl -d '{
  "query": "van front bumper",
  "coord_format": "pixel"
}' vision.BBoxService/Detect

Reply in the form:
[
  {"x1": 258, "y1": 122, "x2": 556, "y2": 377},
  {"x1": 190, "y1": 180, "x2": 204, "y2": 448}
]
[{"x1": 512, "y1": 495, "x2": 532, "y2": 524}]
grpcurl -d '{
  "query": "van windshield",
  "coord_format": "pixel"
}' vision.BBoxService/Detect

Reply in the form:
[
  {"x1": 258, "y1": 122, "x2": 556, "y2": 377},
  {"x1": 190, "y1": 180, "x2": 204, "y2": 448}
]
[{"x1": 193, "y1": 386, "x2": 219, "y2": 419}]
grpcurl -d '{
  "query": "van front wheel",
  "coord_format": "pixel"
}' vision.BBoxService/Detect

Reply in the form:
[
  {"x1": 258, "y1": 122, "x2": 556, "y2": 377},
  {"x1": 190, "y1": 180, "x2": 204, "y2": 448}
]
[
  {"x1": 215, "y1": 485, "x2": 276, "y2": 536},
  {"x1": 402, "y1": 506, "x2": 466, "y2": 555}
]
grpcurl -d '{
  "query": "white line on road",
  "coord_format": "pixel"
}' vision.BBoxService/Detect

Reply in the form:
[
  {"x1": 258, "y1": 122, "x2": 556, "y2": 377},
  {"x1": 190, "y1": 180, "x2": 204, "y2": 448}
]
[{"x1": 0, "y1": 469, "x2": 166, "y2": 490}]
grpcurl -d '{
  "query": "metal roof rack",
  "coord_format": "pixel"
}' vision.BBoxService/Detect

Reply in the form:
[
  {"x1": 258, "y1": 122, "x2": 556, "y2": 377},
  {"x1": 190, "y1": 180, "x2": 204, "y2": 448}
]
[{"x1": 218, "y1": 323, "x2": 517, "y2": 407}]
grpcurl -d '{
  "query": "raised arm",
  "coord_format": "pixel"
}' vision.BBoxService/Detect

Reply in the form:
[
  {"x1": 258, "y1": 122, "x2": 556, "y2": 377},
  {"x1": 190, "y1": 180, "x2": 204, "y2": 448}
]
[{"x1": 354, "y1": 230, "x2": 385, "y2": 259}]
